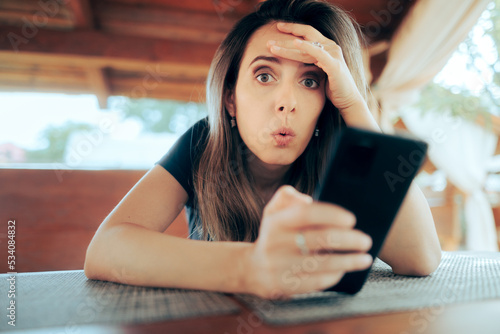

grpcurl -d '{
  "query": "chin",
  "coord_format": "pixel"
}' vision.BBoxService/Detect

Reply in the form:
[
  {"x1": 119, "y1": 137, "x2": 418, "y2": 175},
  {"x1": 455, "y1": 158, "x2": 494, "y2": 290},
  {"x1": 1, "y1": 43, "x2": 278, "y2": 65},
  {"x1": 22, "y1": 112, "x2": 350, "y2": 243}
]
[{"x1": 258, "y1": 151, "x2": 299, "y2": 167}]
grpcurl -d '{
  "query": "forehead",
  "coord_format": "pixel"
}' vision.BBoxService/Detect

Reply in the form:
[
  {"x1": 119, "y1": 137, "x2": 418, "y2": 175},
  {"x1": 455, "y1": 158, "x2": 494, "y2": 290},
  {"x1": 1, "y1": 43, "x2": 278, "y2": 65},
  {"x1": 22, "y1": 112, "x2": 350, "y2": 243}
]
[{"x1": 241, "y1": 22, "x2": 299, "y2": 65}]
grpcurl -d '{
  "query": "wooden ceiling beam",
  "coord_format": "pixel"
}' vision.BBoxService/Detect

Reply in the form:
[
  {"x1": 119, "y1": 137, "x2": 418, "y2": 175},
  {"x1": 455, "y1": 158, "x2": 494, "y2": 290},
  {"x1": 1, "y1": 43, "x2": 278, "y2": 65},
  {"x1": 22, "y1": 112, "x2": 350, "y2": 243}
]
[
  {"x1": 0, "y1": 10, "x2": 73, "y2": 30},
  {"x1": 103, "y1": 0, "x2": 261, "y2": 16},
  {"x1": 0, "y1": 65, "x2": 206, "y2": 102},
  {"x1": 0, "y1": 71, "x2": 89, "y2": 92},
  {"x1": 0, "y1": 25, "x2": 212, "y2": 102},
  {"x1": 0, "y1": 25, "x2": 218, "y2": 65},
  {"x1": 0, "y1": 67, "x2": 87, "y2": 82},
  {"x1": 0, "y1": 84, "x2": 92, "y2": 95},
  {"x1": 110, "y1": 78, "x2": 206, "y2": 102},
  {"x1": 86, "y1": 67, "x2": 110, "y2": 109},
  {"x1": 94, "y1": 1, "x2": 235, "y2": 43},
  {"x1": 101, "y1": 20, "x2": 228, "y2": 44},
  {"x1": 0, "y1": 52, "x2": 210, "y2": 83},
  {"x1": 0, "y1": 0, "x2": 411, "y2": 102},
  {"x1": 66, "y1": 0, "x2": 94, "y2": 29},
  {"x1": 96, "y1": 2, "x2": 235, "y2": 30},
  {"x1": 0, "y1": 0, "x2": 71, "y2": 18}
]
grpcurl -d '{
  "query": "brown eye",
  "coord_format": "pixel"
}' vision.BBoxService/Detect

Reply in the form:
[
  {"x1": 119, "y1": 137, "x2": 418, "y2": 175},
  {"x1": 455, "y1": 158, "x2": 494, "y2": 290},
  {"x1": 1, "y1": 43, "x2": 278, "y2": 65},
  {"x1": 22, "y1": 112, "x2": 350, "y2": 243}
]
[
  {"x1": 256, "y1": 73, "x2": 276, "y2": 83},
  {"x1": 302, "y1": 78, "x2": 319, "y2": 88}
]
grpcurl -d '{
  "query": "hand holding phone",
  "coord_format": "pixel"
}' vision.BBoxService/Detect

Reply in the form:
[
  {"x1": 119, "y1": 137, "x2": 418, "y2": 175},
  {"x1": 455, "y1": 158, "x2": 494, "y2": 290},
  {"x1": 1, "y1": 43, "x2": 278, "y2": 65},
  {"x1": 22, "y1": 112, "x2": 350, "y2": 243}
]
[{"x1": 313, "y1": 127, "x2": 428, "y2": 294}]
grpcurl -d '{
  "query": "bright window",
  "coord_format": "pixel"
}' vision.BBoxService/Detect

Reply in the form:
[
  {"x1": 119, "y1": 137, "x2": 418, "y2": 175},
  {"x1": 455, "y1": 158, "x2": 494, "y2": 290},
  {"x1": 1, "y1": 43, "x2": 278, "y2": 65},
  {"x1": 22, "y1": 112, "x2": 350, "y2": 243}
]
[{"x1": 0, "y1": 93, "x2": 207, "y2": 169}]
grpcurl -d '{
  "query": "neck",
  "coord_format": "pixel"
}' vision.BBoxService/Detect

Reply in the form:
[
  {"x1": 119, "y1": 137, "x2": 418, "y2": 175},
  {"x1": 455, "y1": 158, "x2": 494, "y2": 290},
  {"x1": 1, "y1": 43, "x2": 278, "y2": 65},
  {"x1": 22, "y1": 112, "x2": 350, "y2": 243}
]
[{"x1": 246, "y1": 153, "x2": 291, "y2": 198}]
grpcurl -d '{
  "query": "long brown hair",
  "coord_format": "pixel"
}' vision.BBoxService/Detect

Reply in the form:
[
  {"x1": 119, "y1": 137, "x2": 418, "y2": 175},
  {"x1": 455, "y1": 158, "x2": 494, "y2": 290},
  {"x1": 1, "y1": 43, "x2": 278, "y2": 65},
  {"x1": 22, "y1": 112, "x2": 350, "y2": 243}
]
[{"x1": 194, "y1": 0, "x2": 368, "y2": 242}]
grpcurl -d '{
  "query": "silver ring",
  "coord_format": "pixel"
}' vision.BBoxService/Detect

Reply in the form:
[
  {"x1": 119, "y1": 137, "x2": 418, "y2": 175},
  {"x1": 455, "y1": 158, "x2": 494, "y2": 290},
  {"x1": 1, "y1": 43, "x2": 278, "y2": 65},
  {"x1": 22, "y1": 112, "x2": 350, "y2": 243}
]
[
  {"x1": 311, "y1": 41, "x2": 324, "y2": 49},
  {"x1": 295, "y1": 231, "x2": 309, "y2": 255}
]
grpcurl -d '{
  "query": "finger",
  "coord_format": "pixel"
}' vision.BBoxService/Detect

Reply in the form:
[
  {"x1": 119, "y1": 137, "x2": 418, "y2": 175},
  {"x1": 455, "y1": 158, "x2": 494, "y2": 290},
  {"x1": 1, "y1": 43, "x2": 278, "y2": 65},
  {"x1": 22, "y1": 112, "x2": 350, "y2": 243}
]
[
  {"x1": 266, "y1": 201, "x2": 356, "y2": 230},
  {"x1": 288, "y1": 39, "x2": 347, "y2": 88},
  {"x1": 290, "y1": 39, "x2": 344, "y2": 73},
  {"x1": 268, "y1": 42, "x2": 317, "y2": 64},
  {"x1": 264, "y1": 185, "x2": 313, "y2": 216},
  {"x1": 267, "y1": 38, "x2": 332, "y2": 50},
  {"x1": 276, "y1": 253, "x2": 372, "y2": 296},
  {"x1": 301, "y1": 270, "x2": 359, "y2": 293},
  {"x1": 294, "y1": 38, "x2": 344, "y2": 62},
  {"x1": 276, "y1": 22, "x2": 328, "y2": 44},
  {"x1": 267, "y1": 39, "x2": 296, "y2": 48},
  {"x1": 278, "y1": 272, "x2": 345, "y2": 297},
  {"x1": 299, "y1": 229, "x2": 373, "y2": 253},
  {"x1": 296, "y1": 253, "x2": 373, "y2": 275},
  {"x1": 269, "y1": 39, "x2": 341, "y2": 73}
]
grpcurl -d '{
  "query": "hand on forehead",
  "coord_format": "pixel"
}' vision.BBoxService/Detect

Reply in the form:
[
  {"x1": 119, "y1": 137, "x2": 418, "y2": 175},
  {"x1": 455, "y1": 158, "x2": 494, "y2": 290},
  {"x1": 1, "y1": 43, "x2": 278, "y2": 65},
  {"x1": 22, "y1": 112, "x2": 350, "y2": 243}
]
[{"x1": 244, "y1": 22, "x2": 323, "y2": 68}]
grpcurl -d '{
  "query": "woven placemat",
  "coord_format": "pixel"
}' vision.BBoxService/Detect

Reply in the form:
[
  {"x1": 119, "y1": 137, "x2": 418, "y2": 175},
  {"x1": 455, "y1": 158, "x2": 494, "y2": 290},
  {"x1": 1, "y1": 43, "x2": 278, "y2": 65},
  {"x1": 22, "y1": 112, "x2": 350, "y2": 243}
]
[
  {"x1": 0, "y1": 270, "x2": 240, "y2": 331},
  {"x1": 236, "y1": 251, "x2": 500, "y2": 325}
]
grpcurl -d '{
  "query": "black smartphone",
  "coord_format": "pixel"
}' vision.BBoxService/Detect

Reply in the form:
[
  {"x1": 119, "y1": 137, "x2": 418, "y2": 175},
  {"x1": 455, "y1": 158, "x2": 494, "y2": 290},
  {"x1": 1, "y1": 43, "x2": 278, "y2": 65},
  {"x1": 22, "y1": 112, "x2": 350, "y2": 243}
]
[{"x1": 313, "y1": 126, "x2": 428, "y2": 294}]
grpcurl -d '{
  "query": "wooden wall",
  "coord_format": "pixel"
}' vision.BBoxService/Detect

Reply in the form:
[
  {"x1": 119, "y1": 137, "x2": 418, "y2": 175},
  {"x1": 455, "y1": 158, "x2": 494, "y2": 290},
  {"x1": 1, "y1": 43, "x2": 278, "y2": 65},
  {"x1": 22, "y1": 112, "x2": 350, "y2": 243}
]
[{"x1": 0, "y1": 169, "x2": 188, "y2": 273}]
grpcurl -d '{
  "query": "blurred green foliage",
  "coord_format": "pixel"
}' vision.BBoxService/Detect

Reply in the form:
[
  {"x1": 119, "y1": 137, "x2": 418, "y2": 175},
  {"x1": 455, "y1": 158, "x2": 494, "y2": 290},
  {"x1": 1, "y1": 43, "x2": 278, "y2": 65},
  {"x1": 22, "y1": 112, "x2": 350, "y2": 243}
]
[
  {"x1": 25, "y1": 122, "x2": 95, "y2": 163},
  {"x1": 115, "y1": 97, "x2": 207, "y2": 134},
  {"x1": 417, "y1": 83, "x2": 492, "y2": 121},
  {"x1": 23, "y1": 98, "x2": 207, "y2": 164},
  {"x1": 415, "y1": 0, "x2": 499, "y2": 120}
]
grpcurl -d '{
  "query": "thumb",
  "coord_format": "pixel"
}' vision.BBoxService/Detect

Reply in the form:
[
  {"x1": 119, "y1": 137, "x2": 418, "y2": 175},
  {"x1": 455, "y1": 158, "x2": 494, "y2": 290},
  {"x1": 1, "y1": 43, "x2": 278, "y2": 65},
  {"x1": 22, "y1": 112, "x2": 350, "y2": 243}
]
[{"x1": 264, "y1": 185, "x2": 312, "y2": 215}]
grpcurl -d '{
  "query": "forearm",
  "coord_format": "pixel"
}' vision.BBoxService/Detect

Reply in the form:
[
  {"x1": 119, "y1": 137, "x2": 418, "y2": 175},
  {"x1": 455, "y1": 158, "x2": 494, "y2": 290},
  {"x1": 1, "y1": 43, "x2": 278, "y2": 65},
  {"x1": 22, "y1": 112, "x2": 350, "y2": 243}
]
[
  {"x1": 84, "y1": 223, "x2": 251, "y2": 293},
  {"x1": 341, "y1": 102, "x2": 441, "y2": 274},
  {"x1": 340, "y1": 100, "x2": 381, "y2": 132},
  {"x1": 379, "y1": 183, "x2": 442, "y2": 275}
]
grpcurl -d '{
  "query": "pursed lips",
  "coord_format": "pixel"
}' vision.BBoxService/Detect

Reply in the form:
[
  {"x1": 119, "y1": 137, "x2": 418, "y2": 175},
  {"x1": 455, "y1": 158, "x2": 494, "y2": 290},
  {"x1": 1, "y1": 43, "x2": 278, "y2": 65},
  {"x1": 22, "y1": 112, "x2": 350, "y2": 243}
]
[{"x1": 271, "y1": 127, "x2": 296, "y2": 137}]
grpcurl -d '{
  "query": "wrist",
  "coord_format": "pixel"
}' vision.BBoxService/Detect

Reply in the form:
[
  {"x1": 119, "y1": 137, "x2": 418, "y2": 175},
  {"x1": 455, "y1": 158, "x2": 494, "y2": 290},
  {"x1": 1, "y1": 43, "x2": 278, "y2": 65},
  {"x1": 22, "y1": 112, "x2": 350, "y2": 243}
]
[
  {"x1": 232, "y1": 241, "x2": 255, "y2": 295},
  {"x1": 340, "y1": 100, "x2": 381, "y2": 132}
]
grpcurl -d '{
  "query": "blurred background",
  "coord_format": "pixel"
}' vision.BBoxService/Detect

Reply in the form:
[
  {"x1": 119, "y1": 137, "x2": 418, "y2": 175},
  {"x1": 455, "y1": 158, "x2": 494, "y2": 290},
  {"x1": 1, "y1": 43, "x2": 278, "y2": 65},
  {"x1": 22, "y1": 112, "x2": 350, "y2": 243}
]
[{"x1": 1, "y1": 0, "x2": 499, "y2": 272}]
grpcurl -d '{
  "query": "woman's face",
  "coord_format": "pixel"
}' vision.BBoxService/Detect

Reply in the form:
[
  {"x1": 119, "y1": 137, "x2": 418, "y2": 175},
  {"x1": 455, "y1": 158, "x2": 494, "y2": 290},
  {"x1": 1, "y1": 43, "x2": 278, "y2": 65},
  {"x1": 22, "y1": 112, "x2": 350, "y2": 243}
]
[{"x1": 228, "y1": 22, "x2": 326, "y2": 167}]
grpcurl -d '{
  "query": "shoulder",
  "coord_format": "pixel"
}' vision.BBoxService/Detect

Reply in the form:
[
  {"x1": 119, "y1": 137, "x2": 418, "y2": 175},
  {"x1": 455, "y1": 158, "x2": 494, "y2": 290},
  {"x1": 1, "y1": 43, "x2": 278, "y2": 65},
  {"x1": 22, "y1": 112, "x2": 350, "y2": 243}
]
[
  {"x1": 163, "y1": 116, "x2": 209, "y2": 159},
  {"x1": 155, "y1": 116, "x2": 209, "y2": 203},
  {"x1": 188, "y1": 117, "x2": 210, "y2": 152},
  {"x1": 181, "y1": 116, "x2": 209, "y2": 163}
]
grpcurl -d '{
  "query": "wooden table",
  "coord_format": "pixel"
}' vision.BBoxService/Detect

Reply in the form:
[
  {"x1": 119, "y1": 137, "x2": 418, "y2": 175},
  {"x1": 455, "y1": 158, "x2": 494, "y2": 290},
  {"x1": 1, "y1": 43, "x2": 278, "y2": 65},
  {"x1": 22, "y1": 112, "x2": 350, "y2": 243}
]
[{"x1": 4, "y1": 297, "x2": 500, "y2": 334}]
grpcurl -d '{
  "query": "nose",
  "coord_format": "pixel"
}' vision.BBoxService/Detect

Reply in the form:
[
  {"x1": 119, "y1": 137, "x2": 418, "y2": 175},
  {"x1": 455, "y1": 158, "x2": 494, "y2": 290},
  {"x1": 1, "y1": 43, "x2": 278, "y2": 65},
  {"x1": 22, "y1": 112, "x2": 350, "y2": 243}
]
[{"x1": 275, "y1": 83, "x2": 297, "y2": 116}]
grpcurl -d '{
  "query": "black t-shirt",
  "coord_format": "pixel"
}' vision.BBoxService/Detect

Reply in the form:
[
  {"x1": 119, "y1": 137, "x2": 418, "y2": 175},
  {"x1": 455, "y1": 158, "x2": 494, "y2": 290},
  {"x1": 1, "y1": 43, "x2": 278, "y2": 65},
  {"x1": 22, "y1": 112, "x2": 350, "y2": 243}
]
[{"x1": 156, "y1": 117, "x2": 209, "y2": 240}]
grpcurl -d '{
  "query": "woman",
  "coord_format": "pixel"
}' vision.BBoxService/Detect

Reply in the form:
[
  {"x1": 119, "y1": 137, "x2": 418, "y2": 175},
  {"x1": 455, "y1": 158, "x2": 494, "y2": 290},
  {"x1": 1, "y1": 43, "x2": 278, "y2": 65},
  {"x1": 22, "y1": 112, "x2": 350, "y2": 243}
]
[{"x1": 84, "y1": 0, "x2": 441, "y2": 299}]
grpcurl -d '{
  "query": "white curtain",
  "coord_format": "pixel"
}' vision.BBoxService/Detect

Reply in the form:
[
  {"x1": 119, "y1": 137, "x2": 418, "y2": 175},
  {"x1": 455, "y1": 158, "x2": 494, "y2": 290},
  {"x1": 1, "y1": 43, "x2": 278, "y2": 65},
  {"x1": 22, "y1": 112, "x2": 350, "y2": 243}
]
[
  {"x1": 370, "y1": 0, "x2": 497, "y2": 251},
  {"x1": 372, "y1": 0, "x2": 491, "y2": 131},
  {"x1": 401, "y1": 108, "x2": 498, "y2": 251}
]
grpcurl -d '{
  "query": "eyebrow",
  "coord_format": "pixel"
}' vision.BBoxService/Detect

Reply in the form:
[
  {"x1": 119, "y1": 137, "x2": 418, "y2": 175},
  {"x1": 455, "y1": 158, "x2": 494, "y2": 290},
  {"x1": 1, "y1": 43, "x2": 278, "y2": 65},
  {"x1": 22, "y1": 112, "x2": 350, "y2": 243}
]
[
  {"x1": 249, "y1": 55, "x2": 317, "y2": 68},
  {"x1": 249, "y1": 55, "x2": 280, "y2": 66},
  {"x1": 303, "y1": 70, "x2": 326, "y2": 81}
]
